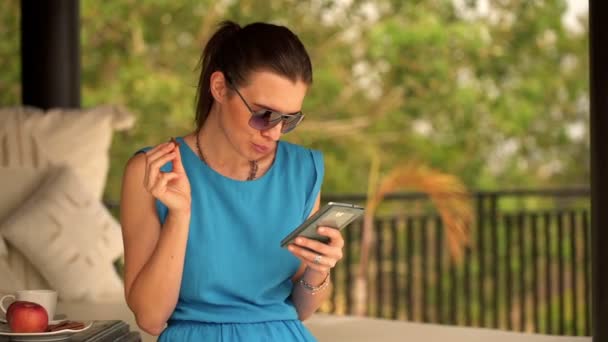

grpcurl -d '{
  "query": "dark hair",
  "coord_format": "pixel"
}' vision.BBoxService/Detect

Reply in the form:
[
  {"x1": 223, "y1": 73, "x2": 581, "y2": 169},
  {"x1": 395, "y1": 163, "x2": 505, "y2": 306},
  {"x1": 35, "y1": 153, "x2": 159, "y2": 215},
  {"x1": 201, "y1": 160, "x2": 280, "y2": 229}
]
[{"x1": 194, "y1": 21, "x2": 313, "y2": 128}]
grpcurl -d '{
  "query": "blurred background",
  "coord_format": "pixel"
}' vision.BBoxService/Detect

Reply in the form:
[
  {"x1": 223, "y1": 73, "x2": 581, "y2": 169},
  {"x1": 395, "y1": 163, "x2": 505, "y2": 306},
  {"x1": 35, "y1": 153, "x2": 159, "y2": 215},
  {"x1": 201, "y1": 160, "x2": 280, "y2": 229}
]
[
  {"x1": 0, "y1": 0, "x2": 590, "y2": 198},
  {"x1": 0, "y1": 0, "x2": 590, "y2": 337}
]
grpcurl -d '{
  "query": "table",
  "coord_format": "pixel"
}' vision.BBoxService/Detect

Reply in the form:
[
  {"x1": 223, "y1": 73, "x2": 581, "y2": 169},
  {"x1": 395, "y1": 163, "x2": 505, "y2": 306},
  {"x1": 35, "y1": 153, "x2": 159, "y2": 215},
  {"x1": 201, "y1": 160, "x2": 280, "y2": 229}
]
[
  {"x1": 70, "y1": 320, "x2": 140, "y2": 342},
  {"x1": 57, "y1": 302, "x2": 152, "y2": 342},
  {"x1": 0, "y1": 319, "x2": 140, "y2": 342}
]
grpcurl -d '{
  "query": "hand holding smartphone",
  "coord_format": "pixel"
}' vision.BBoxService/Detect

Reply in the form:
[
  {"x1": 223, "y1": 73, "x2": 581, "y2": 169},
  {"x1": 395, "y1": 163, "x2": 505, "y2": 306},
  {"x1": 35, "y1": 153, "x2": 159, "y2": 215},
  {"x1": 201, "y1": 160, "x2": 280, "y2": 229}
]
[{"x1": 280, "y1": 202, "x2": 365, "y2": 248}]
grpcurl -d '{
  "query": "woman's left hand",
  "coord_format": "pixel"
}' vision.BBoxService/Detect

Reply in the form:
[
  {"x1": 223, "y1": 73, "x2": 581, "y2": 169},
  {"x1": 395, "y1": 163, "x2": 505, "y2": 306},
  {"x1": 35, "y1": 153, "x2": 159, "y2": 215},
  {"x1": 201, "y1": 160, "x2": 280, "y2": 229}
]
[{"x1": 287, "y1": 226, "x2": 344, "y2": 274}]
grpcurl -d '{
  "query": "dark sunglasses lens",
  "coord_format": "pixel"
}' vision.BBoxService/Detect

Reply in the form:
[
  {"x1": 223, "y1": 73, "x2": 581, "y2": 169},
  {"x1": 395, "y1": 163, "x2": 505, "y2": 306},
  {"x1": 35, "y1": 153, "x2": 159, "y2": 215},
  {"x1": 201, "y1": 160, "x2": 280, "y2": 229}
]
[
  {"x1": 249, "y1": 110, "x2": 303, "y2": 133},
  {"x1": 281, "y1": 114, "x2": 303, "y2": 133},
  {"x1": 249, "y1": 110, "x2": 281, "y2": 130}
]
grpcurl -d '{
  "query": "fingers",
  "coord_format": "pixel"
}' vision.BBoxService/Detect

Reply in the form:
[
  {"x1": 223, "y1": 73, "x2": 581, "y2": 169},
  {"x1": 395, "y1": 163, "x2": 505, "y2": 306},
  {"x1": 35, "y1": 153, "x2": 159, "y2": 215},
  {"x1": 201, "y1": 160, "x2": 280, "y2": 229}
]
[
  {"x1": 291, "y1": 237, "x2": 342, "y2": 261},
  {"x1": 145, "y1": 140, "x2": 184, "y2": 176},
  {"x1": 317, "y1": 226, "x2": 345, "y2": 248},
  {"x1": 288, "y1": 245, "x2": 332, "y2": 273},
  {"x1": 287, "y1": 226, "x2": 346, "y2": 273},
  {"x1": 145, "y1": 151, "x2": 176, "y2": 190},
  {"x1": 171, "y1": 142, "x2": 186, "y2": 173},
  {"x1": 144, "y1": 143, "x2": 178, "y2": 191},
  {"x1": 145, "y1": 142, "x2": 176, "y2": 163},
  {"x1": 149, "y1": 172, "x2": 179, "y2": 198},
  {"x1": 146, "y1": 141, "x2": 172, "y2": 156}
]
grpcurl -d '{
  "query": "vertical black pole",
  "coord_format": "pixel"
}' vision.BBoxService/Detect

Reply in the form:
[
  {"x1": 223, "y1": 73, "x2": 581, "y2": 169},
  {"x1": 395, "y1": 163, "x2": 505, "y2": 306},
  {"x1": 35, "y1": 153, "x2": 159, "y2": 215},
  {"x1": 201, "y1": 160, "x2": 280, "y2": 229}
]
[
  {"x1": 376, "y1": 218, "x2": 384, "y2": 318},
  {"x1": 590, "y1": 0, "x2": 608, "y2": 341},
  {"x1": 476, "y1": 194, "x2": 486, "y2": 327},
  {"x1": 391, "y1": 218, "x2": 399, "y2": 320},
  {"x1": 21, "y1": 0, "x2": 80, "y2": 109},
  {"x1": 583, "y1": 211, "x2": 591, "y2": 335}
]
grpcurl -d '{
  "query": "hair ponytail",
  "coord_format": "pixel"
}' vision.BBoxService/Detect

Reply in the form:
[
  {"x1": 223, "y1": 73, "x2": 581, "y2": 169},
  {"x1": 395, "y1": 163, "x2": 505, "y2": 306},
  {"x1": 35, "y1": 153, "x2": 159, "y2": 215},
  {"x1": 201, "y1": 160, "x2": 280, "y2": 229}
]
[{"x1": 195, "y1": 21, "x2": 241, "y2": 128}]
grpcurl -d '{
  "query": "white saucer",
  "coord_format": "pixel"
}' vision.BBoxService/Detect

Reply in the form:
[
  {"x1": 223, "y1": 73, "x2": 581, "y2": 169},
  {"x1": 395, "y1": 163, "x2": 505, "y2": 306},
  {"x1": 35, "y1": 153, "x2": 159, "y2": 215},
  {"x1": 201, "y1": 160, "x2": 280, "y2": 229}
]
[{"x1": 0, "y1": 320, "x2": 93, "y2": 341}]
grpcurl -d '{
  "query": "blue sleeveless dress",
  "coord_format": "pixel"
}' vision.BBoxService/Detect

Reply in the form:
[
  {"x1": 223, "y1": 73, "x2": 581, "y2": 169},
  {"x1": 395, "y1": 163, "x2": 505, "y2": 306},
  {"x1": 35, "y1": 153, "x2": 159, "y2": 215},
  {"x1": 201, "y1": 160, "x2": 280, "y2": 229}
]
[{"x1": 138, "y1": 136, "x2": 324, "y2": 341}]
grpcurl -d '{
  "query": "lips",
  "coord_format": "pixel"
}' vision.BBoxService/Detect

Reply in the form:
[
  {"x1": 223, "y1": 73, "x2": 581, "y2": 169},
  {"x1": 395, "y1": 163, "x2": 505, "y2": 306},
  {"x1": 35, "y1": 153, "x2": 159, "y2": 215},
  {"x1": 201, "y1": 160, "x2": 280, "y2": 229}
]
[{"x1": 252, "y1": 143, "x2": 271, "y2": 154}]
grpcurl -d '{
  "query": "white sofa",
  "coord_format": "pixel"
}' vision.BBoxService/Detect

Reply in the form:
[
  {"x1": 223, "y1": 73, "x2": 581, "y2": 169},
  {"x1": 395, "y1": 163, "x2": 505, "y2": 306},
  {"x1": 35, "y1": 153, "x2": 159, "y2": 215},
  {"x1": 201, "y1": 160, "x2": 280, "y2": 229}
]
[{"x1": 57, "y1": 300, "x2": 591, "y2": 342}]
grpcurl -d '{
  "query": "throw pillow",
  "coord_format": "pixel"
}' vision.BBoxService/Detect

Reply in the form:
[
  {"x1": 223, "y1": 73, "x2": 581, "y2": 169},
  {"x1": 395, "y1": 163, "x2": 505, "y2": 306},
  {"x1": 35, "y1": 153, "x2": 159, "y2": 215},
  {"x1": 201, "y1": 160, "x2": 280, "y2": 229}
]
[
  {"x1": 0, "y1": 244, "x2": 51, "y2": 293},
  {"x1": 0, "y1": 166, "x2": 124, "y2": 301},
  {"x1": 0, "y1": 167, "x2": 47, "y2": 256},
  {"x1": 0, "y1": 105, "x2": 135, "y2": 199}
]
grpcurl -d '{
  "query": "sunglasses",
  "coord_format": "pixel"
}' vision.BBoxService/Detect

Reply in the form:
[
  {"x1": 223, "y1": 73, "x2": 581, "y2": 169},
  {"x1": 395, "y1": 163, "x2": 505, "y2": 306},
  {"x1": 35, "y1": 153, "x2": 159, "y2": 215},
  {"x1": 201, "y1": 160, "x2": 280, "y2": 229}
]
[{"x1": 226, "y1": 76, "x2": 305, "y2": 133}]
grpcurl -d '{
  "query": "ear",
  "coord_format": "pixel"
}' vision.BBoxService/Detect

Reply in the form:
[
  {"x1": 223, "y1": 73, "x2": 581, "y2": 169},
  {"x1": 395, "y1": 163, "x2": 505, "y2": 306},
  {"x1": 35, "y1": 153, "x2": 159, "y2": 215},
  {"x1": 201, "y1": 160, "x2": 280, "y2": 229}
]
[{"x1": 209, "y1": 71, "x2": 228, "y2": 103}]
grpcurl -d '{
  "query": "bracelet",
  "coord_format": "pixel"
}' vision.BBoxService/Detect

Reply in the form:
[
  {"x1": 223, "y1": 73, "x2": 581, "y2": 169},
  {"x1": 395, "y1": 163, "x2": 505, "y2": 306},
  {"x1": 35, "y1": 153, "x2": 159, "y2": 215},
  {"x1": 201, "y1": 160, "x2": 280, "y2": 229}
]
[{"x1": 299, "y1": 272, "x2": 330, "y2": 295}]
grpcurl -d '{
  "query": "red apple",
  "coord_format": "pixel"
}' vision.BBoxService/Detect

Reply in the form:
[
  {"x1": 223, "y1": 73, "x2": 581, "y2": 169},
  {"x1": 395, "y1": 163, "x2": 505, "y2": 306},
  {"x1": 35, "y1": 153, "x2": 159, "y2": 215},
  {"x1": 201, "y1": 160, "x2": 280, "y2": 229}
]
[{"x1": 6, "y1": 301, "x2": 48, "y2": 333}]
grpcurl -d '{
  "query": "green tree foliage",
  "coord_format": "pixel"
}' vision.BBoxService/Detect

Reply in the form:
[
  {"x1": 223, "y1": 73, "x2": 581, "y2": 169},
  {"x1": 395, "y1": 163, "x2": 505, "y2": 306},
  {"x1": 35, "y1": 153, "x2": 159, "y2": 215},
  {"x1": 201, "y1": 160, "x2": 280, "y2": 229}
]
[
  {"x1": 0, "y1": 1, "x2": 20, "y2": 107},
  {"x1": 0, "y1": 0, "x2": 588, "y2": 202}
]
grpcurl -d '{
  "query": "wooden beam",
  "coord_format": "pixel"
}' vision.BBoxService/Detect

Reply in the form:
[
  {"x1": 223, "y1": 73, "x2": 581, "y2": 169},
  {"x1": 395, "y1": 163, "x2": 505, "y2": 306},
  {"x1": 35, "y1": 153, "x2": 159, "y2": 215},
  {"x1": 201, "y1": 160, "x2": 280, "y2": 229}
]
[
  {"x1": 590, "y1": 0, "x2": 608, "y2": 340},
  {"x1": 21, "y1": 0, "x2": 80, "y2": 109}
]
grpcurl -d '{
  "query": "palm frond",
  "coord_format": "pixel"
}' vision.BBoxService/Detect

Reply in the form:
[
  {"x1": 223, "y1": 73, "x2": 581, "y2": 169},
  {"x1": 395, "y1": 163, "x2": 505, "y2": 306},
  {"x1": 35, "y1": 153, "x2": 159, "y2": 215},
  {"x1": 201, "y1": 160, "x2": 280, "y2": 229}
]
[{"x1": 366, "y1": 162, "x2": 473, "y2": 262}]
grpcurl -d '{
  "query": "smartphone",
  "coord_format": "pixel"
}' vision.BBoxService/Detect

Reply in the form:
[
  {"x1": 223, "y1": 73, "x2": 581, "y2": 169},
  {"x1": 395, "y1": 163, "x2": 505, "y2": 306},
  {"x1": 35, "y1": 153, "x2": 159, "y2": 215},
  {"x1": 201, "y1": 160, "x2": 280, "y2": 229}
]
[{"x1": 280, "y1": 202, "x2": 365, "y2": 248}]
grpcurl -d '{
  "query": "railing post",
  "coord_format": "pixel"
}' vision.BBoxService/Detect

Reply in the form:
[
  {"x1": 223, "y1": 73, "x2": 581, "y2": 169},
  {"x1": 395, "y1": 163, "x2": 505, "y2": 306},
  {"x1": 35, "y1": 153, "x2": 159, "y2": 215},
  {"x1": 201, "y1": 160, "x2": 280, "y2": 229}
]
[
  {"x1": 489, "y1": 193, "x2": 499, "y2": 329},
  {"x1": 376, "y1": 218, "x2": 384, "y2": 318},
  {"x1": 531, "y1": 213, "x2": 540, "y2": 333},
  {"x1": 391, "y1": 217, "x2": 400, "y2": 320},
  {"x1": 476, "y1": 193, "x2": 486, "y2": 327},
  {"x1": 435, "y1": 216, "x2": 444, "y2": 324}
]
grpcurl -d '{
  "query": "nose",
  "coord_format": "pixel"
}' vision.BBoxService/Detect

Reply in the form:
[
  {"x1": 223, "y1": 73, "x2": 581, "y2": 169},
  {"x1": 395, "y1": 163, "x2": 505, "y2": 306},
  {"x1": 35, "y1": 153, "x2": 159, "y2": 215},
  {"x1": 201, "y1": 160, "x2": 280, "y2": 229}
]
[{"x1": 260, "y1": 121, "x2": 283, "y2": 141}]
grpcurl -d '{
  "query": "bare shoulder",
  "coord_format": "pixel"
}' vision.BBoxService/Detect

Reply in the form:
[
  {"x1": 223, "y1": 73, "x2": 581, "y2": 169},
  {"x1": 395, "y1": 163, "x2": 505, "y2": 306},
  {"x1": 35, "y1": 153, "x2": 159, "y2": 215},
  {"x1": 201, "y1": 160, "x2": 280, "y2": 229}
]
[
  {"x1": 120, "y1": 151, "x2": 157, "y2": 227},
  {"x1": 123, "y1": 152, "x2": 147, "y2": 180}
]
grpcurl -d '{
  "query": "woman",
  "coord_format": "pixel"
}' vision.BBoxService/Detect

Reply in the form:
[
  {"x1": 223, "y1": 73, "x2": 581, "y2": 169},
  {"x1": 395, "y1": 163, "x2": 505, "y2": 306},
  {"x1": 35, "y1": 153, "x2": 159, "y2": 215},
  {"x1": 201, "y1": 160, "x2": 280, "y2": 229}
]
[{"x1": 119, "y1": 21, "x2": 344, "y2": 341}]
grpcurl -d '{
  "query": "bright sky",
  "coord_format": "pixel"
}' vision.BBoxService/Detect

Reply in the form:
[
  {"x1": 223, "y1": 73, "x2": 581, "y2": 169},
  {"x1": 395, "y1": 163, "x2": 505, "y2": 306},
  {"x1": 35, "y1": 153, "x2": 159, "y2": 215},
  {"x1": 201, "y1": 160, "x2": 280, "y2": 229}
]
[
  {"x1": 452, "y1": 0, "x2": 588, "y2": 32},
  {"x1": 564, "y1": 0, "x2": 588, "y2": 32}
]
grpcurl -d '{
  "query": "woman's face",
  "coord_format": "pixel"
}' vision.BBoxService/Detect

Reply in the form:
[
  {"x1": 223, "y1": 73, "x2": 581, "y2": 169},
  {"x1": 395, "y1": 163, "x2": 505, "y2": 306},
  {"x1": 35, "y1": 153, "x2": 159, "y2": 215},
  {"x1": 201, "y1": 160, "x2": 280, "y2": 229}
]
[{"x1": 217, "y1": 70, "x2": 308, "y2": 161}]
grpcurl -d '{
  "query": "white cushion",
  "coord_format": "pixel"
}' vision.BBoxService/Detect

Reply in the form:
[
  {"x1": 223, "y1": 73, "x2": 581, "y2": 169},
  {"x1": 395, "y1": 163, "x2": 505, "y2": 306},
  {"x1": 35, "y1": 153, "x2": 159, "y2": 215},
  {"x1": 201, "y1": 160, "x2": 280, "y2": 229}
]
[
  {"x1": 0, "y1": 244, "x2": 51, "y2": 293},
  {"x1": 0, "y1": 167, "x2": 47, "y2": 256},
  {"x1": 0, "y1": 256, "x2": 20, "y2": 294},
  {"x1": 0, "y1": 105, "x2": 135, "y2": 200},
  {"x1": 0, "y1": 166, "x2": 124, "y2": 301},
  {"x1": 0, "y1": 167, "x2": 55, "y2": 294}
]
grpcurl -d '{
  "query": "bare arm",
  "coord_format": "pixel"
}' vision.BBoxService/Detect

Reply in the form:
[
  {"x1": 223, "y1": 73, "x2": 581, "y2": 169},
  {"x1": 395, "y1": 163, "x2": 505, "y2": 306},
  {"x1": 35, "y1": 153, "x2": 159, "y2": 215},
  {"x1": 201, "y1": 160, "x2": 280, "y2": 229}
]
[
  {"x1": 288, "y1": 193, "x2": 344, "y2": 320},
  {"x1": 120, "y1": 141, "x2": 191, "y2": 336}
]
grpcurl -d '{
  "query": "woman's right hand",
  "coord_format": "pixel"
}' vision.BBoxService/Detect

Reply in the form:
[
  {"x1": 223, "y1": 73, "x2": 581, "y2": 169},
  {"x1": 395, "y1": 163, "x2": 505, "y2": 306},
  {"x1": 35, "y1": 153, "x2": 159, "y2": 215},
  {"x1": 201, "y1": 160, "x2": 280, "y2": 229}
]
[{"x1": 143, "y1": 140, "x2": 191, "y2": 214}]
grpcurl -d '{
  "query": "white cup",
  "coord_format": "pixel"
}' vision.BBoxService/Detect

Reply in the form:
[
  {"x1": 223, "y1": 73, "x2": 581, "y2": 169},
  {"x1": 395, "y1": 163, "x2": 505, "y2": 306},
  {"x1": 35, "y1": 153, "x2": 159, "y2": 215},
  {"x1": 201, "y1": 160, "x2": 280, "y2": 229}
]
[{"x1": 0, "y1": 289, "x2": 57, "y2": 322}]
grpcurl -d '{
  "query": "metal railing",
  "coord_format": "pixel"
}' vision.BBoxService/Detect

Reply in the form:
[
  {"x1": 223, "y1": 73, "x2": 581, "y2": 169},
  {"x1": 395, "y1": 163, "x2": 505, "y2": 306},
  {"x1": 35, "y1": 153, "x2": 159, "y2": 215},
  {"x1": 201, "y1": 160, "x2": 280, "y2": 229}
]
[
  {"x1": 321, "y1": 188, "x2": 591, "y2": 336},
  {"x1": 105, "y1": 187, "x2": 591, "y2": 336}
]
